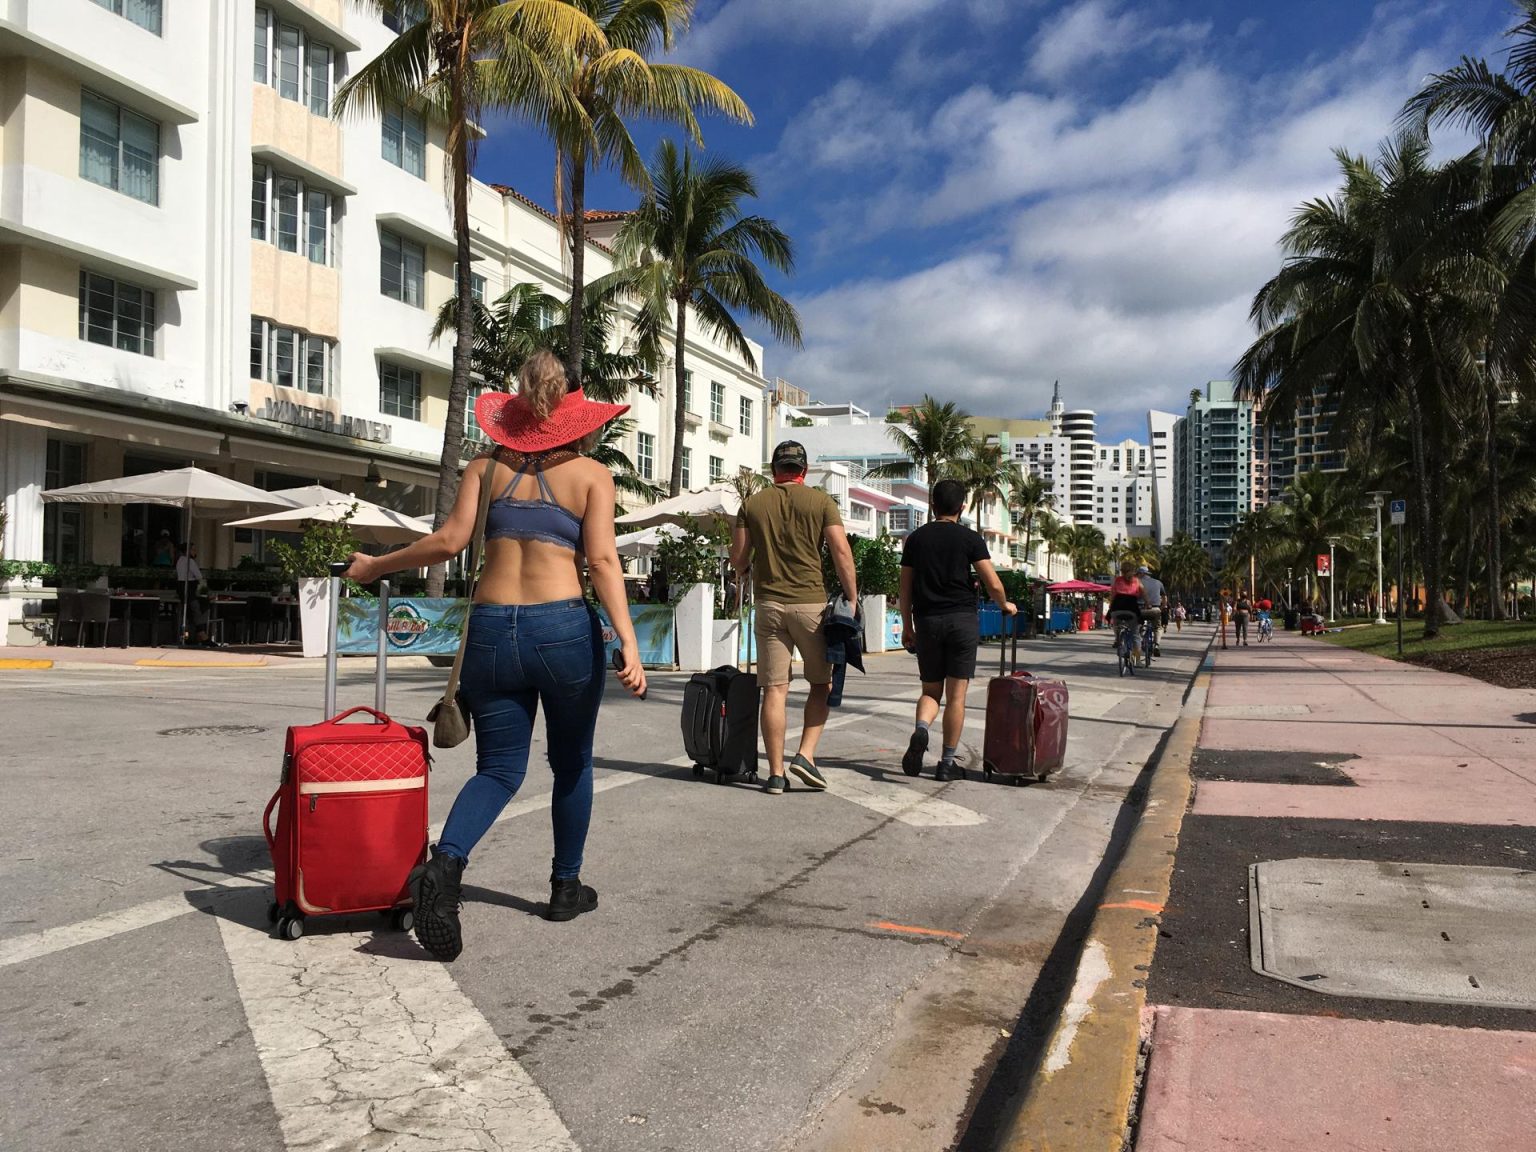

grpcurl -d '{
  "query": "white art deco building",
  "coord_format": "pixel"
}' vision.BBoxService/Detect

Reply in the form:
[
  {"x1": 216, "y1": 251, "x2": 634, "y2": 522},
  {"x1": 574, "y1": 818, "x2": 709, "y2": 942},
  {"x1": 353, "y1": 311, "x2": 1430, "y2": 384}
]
[{"x1": 1, "y1": 0, "x2": 771, "y2": 640}]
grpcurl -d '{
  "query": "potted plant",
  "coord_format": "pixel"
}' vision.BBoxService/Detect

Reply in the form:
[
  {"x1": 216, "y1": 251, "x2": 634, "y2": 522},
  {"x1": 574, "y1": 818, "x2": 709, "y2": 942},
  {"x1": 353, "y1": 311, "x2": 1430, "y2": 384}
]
[{"x1": 268, "y1": 510, "x2": 360, "y2": 658}]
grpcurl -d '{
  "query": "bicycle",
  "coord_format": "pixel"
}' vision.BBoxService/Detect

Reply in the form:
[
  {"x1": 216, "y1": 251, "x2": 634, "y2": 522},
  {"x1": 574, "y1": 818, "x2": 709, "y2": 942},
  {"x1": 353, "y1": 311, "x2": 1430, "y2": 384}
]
[
  {"x1": 1112, "y1": 614, "x2": 1139, "y2": 677},
  {"x1": 1141, "y1": 616, "x2": 1159, "y2": 667},
  {"x1": 1257, "y1": 613, "x2": 1274, "y2": 642}
]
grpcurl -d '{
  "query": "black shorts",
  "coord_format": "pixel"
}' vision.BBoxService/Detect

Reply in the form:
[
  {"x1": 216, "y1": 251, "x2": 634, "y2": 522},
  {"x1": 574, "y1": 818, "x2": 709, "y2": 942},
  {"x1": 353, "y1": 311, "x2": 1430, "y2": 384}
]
[{"x1": 914, "y1": 611, "x2": 980, "y2": 682}]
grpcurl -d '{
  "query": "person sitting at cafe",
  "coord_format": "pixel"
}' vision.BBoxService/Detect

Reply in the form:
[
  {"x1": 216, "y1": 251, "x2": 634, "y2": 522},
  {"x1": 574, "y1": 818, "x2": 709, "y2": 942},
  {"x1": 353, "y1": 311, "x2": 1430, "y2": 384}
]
[
  {"x1": 175, "y1": 542, "x2": 214, "y2": 648},
  {"x1": 150, "y1": 530, "x2": 175, "y2": 567}
]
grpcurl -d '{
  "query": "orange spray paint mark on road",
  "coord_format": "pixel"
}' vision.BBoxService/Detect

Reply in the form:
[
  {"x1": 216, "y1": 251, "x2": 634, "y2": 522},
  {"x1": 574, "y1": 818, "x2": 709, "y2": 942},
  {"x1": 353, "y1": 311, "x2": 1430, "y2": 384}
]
[
  {"x1": 870, "y1": 920, "x2": 965, "y2": 940},
  {"x1": 1099, "y1": 900, "x2": 1164, "y2": 913}
]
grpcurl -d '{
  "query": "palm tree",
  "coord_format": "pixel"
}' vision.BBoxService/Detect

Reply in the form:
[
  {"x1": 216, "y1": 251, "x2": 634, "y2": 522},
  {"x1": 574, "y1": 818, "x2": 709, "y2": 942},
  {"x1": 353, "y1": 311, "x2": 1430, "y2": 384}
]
[
  {"x1": 1009, "y1": 473, "x2": 1054, "y2": 573},
  {"x1": 1159, "y1": 532, "x2": 1212, "y2": 600},
  {"x1": 1063, "y1": 524, "x2": 1109, "y2": 580},
  {"x1": 1272, "y1": 471, "x2": 1363, "y2": 604},
  {"x1": 871, "y1": 395, "x2": 973, "y2": 504},
  {"x1": 335, "y1": 0, "x2": 603, "y2": 593},
  {"x1": 1035, "y1": 511, "x2": 1071, "y2": 580},
  {"x1": 602, "y1": 140, "x2": 802, "y2": 496},
  {"x1": 1121, "y1": 536, "x2": 1161, "y2": 571},
  {"x1": 1234, "y1": 133, "x2": 1495, "y2": 637},
  {"x1": 958, "y1": 440, "x2": 1011, "y2": 519},
  {"x1": 551, "y1": 0, "x2": 751, "y2": 385}
]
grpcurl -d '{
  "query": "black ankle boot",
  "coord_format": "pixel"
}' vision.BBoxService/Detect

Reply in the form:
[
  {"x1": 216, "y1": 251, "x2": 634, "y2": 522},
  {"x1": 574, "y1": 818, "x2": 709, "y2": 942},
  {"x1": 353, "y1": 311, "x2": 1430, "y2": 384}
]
[
  {"x1": 546, "y1": 875, "x2": 598, "y2": 922},
  {"x1": 408, "y1": 846, "x2": 466, "y2": 960}
]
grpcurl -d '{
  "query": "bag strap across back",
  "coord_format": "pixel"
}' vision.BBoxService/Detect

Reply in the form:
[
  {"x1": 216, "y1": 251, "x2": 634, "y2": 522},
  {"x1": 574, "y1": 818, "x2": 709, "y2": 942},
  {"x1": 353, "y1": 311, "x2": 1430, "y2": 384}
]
[{"x1": 442, "y1": 451, "x2": 499, "y2": 702}]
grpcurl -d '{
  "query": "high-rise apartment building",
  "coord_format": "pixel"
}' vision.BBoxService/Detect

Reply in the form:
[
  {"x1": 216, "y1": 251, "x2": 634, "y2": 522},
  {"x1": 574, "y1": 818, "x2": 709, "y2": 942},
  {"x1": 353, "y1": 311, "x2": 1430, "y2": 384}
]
[
  {"x1": 1146, "y1": 409, "x2": 1178, "y2": 543},
  {"x1": 1172, "y1": 381, "x2": 1254, "y2": 563},
  {"x1": 1, "y1": 0, "x2": 768, "y2": 634}
]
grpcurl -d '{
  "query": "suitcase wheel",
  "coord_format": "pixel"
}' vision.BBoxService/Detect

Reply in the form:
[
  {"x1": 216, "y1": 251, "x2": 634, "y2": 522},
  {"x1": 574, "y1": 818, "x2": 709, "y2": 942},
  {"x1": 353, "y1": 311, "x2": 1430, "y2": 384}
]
[
  {"x1": 266, "y1": 901, "x2": 281, "y2": 924},
  {"x1": 389, "y1": 909, "x2": 414, "y2": 933},
  {"x1": 982, "y1": 765, "x2": 994, "y2": 781},
  {"x1": 692, "y1": 764, "x2": 706, "y2": 780},
  {"x1": 277, "y1": 915, "x2": 304, "y2": 941},
  {"x1": 1012, "y1": 776, "x2": 1027, "y2": 787}
]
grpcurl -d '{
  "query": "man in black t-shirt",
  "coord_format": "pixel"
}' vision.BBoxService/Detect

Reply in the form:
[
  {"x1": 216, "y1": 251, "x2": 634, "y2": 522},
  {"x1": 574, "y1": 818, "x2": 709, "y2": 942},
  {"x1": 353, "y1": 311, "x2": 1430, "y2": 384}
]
[{"x1": 898, "y1": 479, "x2": 1017, "y2": 781}]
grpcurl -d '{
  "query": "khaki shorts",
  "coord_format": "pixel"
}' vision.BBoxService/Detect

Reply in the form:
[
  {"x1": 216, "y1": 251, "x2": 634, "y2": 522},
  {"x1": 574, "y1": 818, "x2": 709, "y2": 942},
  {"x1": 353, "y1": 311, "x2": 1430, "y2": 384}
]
[{"x1": 755, "y1": 601, "x2": 831, "y2": 687}]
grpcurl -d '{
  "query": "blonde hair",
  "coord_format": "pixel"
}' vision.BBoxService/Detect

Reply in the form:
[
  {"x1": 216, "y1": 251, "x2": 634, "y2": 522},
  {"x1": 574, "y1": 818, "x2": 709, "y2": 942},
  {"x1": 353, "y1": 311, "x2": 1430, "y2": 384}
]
[{"x1": 518, "y1": 350, "x2": 570, "y2": 422}]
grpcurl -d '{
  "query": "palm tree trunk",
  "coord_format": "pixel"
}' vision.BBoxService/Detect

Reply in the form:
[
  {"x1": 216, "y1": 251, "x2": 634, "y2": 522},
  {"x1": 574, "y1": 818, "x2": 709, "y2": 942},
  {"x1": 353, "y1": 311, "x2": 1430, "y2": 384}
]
[
  {"x1": 565, "y1": 151, "x2": 587, "y2": 386},
  {"x1": 1404, "y1": 369, "x2": 1441, "y2": 638},
  {"x1": 1486, "y1": 384, "x2": 1505, "y2": 620},
  {"x1": 429, "y1": 58, "x2": 475, "y2": 599},
  {"x1": 668, "y1": 302, "x2": 687, "y2": 497},
  {"x1": 1459, "y1": 499, "x2": 1476, "y2": 617}
]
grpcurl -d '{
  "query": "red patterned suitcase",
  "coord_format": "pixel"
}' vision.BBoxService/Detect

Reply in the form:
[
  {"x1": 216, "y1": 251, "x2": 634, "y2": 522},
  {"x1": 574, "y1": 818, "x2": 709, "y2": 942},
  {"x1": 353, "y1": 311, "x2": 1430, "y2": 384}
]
[
  {"x1": 982, "y1": 613, "x2": 1069, "y2": 784},
  {"x1": 262, "y1": 571, "x2": 428, "y2": 940}
]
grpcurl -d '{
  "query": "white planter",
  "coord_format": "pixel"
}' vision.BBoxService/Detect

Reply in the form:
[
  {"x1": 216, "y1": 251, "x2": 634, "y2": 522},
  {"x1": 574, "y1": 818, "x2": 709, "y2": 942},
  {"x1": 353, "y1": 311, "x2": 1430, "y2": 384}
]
[
  {"x1": 861, "y1": 594, "x2": 888, "y2": 654},
  {"x1": 674, "y1": 582, "x2": 714, "y2": 672},
  {"x1": 297, "y1": 577, "x2": 331, "y2": 659}
]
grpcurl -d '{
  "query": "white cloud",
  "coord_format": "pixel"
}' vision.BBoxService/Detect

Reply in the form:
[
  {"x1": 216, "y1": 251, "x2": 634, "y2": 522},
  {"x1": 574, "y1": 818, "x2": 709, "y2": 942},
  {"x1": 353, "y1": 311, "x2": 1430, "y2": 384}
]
[
  {"x1": 1028, "y1": 0, "x2": 1211, "y2": 86},
  {"x1": 676, "y1": 0, "x2": 961, "y2": 67},
  {"x1": 766, "y1": 3, "x2": 1492, "y2": 440}
]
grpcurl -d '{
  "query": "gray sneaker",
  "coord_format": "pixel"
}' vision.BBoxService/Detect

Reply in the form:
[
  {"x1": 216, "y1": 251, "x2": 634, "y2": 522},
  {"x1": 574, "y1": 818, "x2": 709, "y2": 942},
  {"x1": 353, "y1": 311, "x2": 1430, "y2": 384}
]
[
  {"x1": 788, "y1": 754, "x2": 827, "y2": 790},
  {"x1": 763, "y1": 773, "x2": 787, "y2": 795}
]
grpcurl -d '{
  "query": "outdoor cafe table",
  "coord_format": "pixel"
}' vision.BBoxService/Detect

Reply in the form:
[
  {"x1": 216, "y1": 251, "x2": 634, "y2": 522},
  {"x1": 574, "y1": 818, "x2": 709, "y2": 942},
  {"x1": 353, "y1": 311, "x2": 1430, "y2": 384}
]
[{"x1": 110, "y1": 591, "x2": 172, "y2": 647}]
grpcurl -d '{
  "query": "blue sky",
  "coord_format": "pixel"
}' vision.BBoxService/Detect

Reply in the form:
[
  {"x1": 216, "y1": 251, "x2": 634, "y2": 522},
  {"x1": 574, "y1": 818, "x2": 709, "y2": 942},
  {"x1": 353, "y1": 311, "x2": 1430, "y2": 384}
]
[{"x1": 477, "y1": 0, "x2": 1513, "y2": 441}]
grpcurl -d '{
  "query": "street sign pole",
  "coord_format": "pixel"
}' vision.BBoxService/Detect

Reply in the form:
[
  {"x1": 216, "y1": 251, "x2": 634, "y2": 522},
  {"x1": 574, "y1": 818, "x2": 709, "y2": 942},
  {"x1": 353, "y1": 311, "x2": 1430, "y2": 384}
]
[{"x1": 1395, "y1": 520, "x2": 1404, "y2": 656}]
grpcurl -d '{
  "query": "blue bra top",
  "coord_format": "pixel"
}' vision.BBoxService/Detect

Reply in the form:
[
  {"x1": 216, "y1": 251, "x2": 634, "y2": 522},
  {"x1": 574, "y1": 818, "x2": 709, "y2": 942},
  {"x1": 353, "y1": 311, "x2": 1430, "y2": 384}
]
[{"x1": 484, "y1": 454, "x2": 583, "y2": 550}]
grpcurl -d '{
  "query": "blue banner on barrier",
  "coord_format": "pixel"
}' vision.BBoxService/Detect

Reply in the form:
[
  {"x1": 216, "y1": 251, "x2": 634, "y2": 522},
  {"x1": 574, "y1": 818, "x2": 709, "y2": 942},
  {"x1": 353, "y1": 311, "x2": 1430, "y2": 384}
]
[
  {"x1": 337, "y1": 597, "x2": 469, "y2": 656},
  {"x1": 886, "y1": 609, "x2": 903, "y2": 650},
  {"x1": 596, "y1": 604, "x2": 676, "y2": 668}
]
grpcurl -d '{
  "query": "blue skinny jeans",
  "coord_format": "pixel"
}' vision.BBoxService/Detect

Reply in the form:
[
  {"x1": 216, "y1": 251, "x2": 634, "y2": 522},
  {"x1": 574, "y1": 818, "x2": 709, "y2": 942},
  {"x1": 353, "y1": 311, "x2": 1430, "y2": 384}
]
[{"x1": 437, "y1": 599, "x2": 603, "y2": 879}]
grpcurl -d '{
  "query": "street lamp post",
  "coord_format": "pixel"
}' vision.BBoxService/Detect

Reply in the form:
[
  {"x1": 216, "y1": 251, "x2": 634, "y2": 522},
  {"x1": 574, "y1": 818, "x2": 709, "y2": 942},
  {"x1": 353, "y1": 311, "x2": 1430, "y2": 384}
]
[
  {"x1": 1367, "y1": 491, "x2": 1389, "y2": 625},
  {"x1": 1327, "y1": 536, "x2": 1339, "y2": 623},
  {"x1": 1286, "y1": 566, "x2": 1293, "y2": 610}
]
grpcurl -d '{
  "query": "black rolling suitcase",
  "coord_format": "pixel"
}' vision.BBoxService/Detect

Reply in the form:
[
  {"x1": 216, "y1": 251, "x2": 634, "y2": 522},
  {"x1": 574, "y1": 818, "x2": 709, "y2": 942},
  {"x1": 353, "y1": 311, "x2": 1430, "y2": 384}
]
[{"x1": 682, "y1": 590, "x2": 760, "y2": 784}]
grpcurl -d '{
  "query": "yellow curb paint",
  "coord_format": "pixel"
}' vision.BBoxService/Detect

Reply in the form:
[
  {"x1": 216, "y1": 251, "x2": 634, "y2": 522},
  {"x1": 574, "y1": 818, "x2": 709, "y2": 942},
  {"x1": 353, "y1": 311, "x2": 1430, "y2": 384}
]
[
  {"x1": 1099, "y1": 899, "x2": 1164, "y2": 913},
  {"x1": 870, "y1": 920, "x2": 966, "y2": 940},
  {"x1": 0, "y1": 658, "x2": 53, "y2": 670}
]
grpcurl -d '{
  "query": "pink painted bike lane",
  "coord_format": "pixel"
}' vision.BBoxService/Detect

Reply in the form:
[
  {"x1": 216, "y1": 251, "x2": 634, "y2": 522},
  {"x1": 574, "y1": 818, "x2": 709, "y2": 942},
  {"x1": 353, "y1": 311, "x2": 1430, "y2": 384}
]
[{"x1": 1135, "y1": 631, "x2": 1536, "y2": 1152}]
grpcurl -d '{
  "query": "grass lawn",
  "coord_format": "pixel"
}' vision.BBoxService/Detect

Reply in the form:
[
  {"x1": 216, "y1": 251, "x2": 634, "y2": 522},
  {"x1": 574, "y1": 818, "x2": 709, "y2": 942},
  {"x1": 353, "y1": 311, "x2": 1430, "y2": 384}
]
[{"x1": 1318, "y1": 619, "x2": 1536, "y2": 660}]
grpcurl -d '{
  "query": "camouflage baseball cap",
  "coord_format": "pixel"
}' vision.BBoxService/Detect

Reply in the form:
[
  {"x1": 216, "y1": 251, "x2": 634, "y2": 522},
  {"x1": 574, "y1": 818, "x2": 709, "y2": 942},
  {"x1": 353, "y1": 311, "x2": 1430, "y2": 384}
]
[{"x1": 771, "y1": 440, "x2": 808, "y2": 470}]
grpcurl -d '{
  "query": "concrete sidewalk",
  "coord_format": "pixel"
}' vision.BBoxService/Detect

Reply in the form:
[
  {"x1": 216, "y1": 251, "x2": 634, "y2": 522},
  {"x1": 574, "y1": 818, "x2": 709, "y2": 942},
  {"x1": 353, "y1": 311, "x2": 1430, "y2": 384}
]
[
  {"x1": 1136, "y1": 631, "x2": 1536, "y2": 1151},
  {"x1": 0, "y1": 643, "x2": 302, "y2": 668}
]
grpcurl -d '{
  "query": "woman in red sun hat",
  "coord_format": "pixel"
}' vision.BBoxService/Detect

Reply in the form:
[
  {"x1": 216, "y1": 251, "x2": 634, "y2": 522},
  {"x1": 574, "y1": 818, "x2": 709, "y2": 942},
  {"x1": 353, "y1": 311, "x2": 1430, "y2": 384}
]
[{"x1": 343, "y1": 351, "x2": 645, "y2": 960}]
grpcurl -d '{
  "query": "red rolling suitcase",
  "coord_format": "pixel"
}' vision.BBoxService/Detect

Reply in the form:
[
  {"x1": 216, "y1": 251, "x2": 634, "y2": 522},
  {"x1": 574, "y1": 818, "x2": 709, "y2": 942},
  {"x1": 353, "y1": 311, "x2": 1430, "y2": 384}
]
[
  {"x1": 263, "y1": 571, "x2": 429, "y2": 940},
  {"x1": 982, "y1": 612, "x2": 1069, "y2": 785}
]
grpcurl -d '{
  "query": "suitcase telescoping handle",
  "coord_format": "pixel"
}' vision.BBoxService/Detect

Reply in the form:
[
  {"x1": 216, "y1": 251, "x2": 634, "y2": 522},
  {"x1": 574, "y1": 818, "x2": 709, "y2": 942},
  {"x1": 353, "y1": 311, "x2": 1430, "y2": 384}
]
[
  {"x1": 324, "y1": 563, "x2": 390, "y2": 720},
  {"x1": 1000, "y1": 602, "x2": 1020, "y2": 678}
]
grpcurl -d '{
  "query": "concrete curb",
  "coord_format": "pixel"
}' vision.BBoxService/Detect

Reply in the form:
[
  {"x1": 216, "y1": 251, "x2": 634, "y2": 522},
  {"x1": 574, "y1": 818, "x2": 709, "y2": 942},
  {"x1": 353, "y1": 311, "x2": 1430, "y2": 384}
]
[{"x1": 994, "y1": 655, "x2": 1211, "y2": 1152}]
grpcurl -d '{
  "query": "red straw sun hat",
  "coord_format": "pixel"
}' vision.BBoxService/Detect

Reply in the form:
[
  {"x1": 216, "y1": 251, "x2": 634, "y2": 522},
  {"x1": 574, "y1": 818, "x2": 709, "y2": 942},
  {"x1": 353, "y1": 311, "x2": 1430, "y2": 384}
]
[{"x1": 475, "y1": 388, "x2": 629, "y2": 454}]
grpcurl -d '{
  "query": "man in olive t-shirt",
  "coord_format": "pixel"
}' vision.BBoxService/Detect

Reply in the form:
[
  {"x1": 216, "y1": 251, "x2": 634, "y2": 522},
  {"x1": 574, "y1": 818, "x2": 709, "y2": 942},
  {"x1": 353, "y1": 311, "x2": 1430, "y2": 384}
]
[{"x1": 731, "y1": 441, "x2": 858, "y2": 795}]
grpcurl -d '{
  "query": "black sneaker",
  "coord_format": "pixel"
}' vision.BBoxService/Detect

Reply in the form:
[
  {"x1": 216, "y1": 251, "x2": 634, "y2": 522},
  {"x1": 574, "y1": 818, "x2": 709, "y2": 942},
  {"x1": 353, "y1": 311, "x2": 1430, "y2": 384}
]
[
  {"x1": 902, "y1": 729, "x2": 928, "y2": 776},
  {"x1": 546, "y1": 876, "x2": 598, "y2": 922},
  {"x1": 763, "y1": 773, "x2": 787, "y2": 794},
  {"x1": 789, "y1": 754, "x2": 828, "y2": 790},
  {"x1": 935, "y1": 759, "x2": 958, "y2": 782},
  {"x1": 407, "y1": 846, "x2": 465, "y2": 961}
]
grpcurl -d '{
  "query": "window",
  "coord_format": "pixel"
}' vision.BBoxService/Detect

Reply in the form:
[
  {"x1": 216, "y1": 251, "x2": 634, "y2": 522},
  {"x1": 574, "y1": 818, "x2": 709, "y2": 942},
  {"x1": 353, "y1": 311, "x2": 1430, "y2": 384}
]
[
  {"x1": 382, "y1": 103, "x2": 426, "y2": 178},
  {"x1": 709, "y1": 381, "x2": 724, "y2": 425},
  {"x1": 453, "y1": 263, "x2": 488, "y2": 302},
  {"x1": 91, "y1": 0, "x2": 161, "y2": 35},
  {"x1": 43, "y1": 439, "x2": 88, "y2": 565},
  {"x1": 739, "y1": 396, "x2": 752, "y2": 437},
  {"x1": 682, "y1": 369, "x2": 693, "y2": 413},
  {"x1": 251, "y1": 164, "x2": 268, "y2": 239},
  {"x1": 254, "y1": 9, "x2": 335, "y2": 117},
  {"x1": 384, "y1": 0, "x2": 428, "y2": 32},
  {"x1": 680, "y1": 447, "x2": 692, "y2": 490},
  {"x1": 636, "y1": 432, "x2": 654, "y2": 480},
  {"x1": 79, "y1": 271, "x2": 155, "y2": 355},
  {"x1": 709, "y1": 455, "x2": 724, "y2": 483},
  {"x1": 273, "y1": 175, "x2": 300, "y2": 252},
  {"x1": 380, "y1": 361, "x2": 422, "y2": 420},
  {"x1": 380, "y1": 229, "x2": 425, "y2": 306},
  {"x1": 465, "y1": 385, "x2": 490, "y2": 444},
  {"x1": 250, "y1": 318, "x2": 335, "y2": 396},
  {"x1": 251, "y1": 166, "x2": 332, "y2": 264},
  {"x1": 80, "y1": 91, "x2": 158, "y2": 205}
]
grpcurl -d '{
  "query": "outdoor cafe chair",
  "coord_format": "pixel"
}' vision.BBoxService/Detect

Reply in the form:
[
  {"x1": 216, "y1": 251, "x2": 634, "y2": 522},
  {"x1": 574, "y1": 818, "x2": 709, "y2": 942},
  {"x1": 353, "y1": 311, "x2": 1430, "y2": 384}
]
[
  {"x1": 52, "y1": 591, "x2": 82, "y2": 646},
  {"x1": 76, "y1": 592, "x2": 126, "y2": 647},
  {"x1": 244, "y1": 596, "x2": 276, "y2": 645}
]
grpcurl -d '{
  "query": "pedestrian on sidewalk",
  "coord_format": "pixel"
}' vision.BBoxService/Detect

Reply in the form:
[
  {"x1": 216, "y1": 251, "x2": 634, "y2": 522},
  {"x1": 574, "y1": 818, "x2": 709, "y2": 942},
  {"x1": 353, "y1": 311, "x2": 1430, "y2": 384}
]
[
  {"x1": 1172, "y1": 600, "x2": 1186, "y2": 633},
  {"x1": 730, "y1": 440, "x2": 857, "y2": 795},
  {"x1": 175, "y1": 542, "x2": 213, "y2": 648},
  {"x1": 1233, "y1": 591, "x2": 1252, "y2": 646},
  {"x1": 898, "y1": 480, "x2": 1016, "y2": 781},
  {"x1": 341, "y1": 351, "x2": 645, "y2": 961}
]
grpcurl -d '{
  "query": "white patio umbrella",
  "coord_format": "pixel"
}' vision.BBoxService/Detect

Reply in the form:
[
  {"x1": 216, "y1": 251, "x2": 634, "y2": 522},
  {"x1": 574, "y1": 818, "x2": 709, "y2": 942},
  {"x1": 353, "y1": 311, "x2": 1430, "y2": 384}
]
[
  {"x1": 615, "y1": 523, "x2": 688, "y2": 558},
  {"x1": 226, "y1": 499, "x2": 433, "y2": 547},
  {"x1": 271, "y1": 484, "x2": 360, "y2": 507},
  {"x1": 40, "y1": 466, "x2": 298, "y2": 641},
  {"x1": 615, "y1": 482, "x2": 742, "y2": 531}
]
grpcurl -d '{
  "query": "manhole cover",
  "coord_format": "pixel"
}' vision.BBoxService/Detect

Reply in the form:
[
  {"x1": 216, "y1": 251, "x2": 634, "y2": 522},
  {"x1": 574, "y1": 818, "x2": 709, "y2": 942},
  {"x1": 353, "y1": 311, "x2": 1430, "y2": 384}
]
[
  {"x1": 158, "y1": 725, "x2": 267, "y2": 737},
  {"x1": 1249, "y1": 858, "x2": 1536, "y2": 1010}
]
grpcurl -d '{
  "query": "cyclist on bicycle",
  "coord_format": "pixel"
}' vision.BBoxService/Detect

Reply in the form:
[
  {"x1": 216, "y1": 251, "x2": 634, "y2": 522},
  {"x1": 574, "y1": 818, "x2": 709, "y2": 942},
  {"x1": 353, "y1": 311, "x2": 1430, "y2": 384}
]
[
  {"x1": 1137, "y1": 565, "x2": 1165, "y2": 658},
  {"x1": 1108, "y1": 561, "x2": 1148, "y2": 663}
]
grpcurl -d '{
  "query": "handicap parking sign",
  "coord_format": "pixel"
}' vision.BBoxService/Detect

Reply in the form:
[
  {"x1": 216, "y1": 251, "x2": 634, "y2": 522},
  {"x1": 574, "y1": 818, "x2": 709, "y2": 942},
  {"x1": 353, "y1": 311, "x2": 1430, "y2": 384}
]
[{"x1": 1389, "y1": 499, "x2": 1407, "y2": 525}]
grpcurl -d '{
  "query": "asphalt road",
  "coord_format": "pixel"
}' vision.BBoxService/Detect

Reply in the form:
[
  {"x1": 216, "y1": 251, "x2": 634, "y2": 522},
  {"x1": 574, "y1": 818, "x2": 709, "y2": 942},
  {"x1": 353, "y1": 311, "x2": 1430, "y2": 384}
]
[{"x1": 0, "y1": 625, "x2": 1209, "y2": 1152}]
